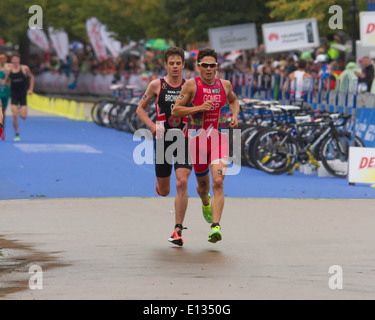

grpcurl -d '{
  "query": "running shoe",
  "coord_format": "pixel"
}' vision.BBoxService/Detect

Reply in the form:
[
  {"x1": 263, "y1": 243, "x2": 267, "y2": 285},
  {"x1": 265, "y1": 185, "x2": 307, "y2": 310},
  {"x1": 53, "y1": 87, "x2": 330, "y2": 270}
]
[
  {"x1": 208, "y1": 225, "x2": 222, "y2": 244},
  {"x1": 14, "y1": 135, "x2": 20, "y2": 142},
  {"x1": 168, "y1": 229, "x2": 184, "y2": 247},
  {"x1": 202, "y1": 194, "x2": 212, "y2": 223}
]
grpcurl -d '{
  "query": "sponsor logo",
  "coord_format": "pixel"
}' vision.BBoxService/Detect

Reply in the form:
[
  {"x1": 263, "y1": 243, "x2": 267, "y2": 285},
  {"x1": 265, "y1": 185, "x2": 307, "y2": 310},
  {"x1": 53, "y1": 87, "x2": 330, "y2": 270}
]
[
  {"x1": 269, "y1": 33, "x2": 279, "y2": 41},
  {"x1": 168, "y1": 116, "x2": 182, "y2": 128},
  {"x1": 359, "y1": 157, "x2": 375, "y2": 169}
]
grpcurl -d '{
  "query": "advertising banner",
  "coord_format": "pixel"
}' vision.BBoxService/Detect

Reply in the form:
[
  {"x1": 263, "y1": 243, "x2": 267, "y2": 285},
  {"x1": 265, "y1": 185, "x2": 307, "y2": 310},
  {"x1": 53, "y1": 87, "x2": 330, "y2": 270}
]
[
  {"x1": 262, "y1": 18, "x2": 320, "y2": 54},
  {"x1": 348, "y1": 147, "x2": 375, "y2": 184},
  {"x1": 86, "y1": 17, "x2": 107, "y2": 59},
  {"x1": 208, "y1": 23, "x2": 258, "y2": 53},
  {"x1": 48, "y1": 27, "x2": 69, "y2": 62},
  {"x1": 27, "y1": 28, "x2": 49, "y2": 51},
  {"x1": 100, "y1": 25, "x2": 121, "y2": 58},
  {"x1": 360, "y1": 11, "x2": 375, "y2": 46}
]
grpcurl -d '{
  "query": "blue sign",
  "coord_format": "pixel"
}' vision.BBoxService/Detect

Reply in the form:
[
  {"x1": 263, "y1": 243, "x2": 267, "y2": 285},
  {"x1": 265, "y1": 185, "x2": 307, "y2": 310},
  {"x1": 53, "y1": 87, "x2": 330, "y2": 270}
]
[{"x1": 369, "y1": 0, "x2": 375, "y2": 11}]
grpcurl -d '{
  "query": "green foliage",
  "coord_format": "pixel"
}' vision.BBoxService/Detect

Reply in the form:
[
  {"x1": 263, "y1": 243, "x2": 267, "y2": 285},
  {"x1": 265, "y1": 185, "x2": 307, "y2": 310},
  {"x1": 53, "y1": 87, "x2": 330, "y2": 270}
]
[
  {"x1": 267, "y1": 0, "x2": 367, "y2": 37},
  {"x1": 0, "y1": 0, "x2": 366, "y2": 50}
]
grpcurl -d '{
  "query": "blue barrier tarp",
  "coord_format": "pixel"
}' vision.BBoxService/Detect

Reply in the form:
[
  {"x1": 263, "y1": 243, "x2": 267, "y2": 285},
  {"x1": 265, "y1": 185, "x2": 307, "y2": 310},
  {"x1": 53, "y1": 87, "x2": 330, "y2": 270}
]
[{"x1": 0, "y1": 116, "x2": 374, "y2": 200}]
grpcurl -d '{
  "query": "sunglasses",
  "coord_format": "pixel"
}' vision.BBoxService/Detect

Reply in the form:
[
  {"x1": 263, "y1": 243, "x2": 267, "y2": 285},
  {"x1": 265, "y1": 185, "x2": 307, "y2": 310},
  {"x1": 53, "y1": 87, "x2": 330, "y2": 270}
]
[{"x1": 198, "y1": 62, "x2": 218, "y2": 68}]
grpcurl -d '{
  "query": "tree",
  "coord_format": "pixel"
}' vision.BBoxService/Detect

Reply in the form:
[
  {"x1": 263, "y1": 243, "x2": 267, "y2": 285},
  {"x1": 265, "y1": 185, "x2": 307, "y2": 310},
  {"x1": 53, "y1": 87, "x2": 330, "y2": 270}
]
[
  {"x1": 266, "y1": 0, "x2": 367, "y2": 37},
  {"x1": 162, "y1": 0, "x2": 272, "y2": 47}
]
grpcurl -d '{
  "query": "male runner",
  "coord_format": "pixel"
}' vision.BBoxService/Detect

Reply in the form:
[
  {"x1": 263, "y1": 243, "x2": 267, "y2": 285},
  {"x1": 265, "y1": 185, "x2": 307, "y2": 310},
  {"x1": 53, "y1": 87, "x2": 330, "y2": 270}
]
[
  {"x1": 136, "y1": 47, "x2": 195, "y2": 247},
  {"x1": 2, "y1": 53, "x2": 34, "y2": 142},
  {"x1": 173, "y1": 48, "x2": 240, "y2": 244},
  {"x1": 0, "y1": 53, "x2": 10, "y2": 140}
]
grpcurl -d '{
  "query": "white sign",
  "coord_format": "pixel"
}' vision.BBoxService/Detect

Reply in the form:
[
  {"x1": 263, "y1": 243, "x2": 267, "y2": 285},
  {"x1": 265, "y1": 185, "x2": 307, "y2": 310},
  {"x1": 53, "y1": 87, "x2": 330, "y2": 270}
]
[
  {"x1": 262, "y1": 18, "x2": 320, "y2": 54},
  {"x1": 356, "y1": 40, "x2": 375, "y2": 64},
  {"x1": 208, "y1": 23, "x2": 258, "y2": 53},
  {"x1": 360, "y1": 11, "x2": 375, "y2": 47},
  {"x1": 348, "y1": 147, "x2": 375, "y2": 184}
]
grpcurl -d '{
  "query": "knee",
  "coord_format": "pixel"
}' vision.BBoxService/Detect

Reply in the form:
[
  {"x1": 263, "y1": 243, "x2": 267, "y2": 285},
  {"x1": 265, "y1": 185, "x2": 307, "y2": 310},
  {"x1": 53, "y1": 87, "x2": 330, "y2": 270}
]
[
  {"x1": 176, "y1": 177, "x2": 188, "y2": 193},
  {"x1": 212, "y1": 177, "x2": 224, "y2": 192},
  {"x1": 158, "y1": 185, "x2": 170, "y2": 197},
  {"x1": 197, "y1": 183, "x2": 210, "y2": 197}
]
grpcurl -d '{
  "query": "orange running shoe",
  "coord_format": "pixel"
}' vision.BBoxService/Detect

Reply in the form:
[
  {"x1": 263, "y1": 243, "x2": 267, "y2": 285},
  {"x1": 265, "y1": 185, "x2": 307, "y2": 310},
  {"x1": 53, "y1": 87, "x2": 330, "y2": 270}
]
[{"x1": 168, "y1": 224, "x2": 186, "y2": 247}]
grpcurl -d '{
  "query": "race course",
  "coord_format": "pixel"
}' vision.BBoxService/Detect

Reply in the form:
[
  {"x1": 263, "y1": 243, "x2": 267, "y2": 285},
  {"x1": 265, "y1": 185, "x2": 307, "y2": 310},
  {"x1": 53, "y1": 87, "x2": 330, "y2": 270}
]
[{"x1": 1, "y1": 109, "x2": 375, "y2": 300}]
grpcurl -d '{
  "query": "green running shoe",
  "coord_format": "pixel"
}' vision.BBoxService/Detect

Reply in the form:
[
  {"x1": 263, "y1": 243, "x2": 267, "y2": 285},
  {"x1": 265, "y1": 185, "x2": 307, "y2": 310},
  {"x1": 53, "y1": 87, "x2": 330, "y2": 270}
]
[
  {"x1": 202, "y1": 194, "x2": 212, "y2": 223},
  {"x1": 208, "y1": 225, "x2": 222, "y2": 244},
  {"x1": 14, "y1": 135, "x2": 20, "y2": 142}
]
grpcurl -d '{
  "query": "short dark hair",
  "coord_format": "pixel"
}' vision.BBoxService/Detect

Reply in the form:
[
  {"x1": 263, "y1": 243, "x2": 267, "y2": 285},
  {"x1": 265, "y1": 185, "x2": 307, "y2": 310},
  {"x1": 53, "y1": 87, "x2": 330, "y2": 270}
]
[
  {"x1": 11, "y1": 53, "x2": 21, "y2": 60},
  {"x1": 197, "y1": 48, "x2": 217, "y2": 63},
  {"x1": 164, "y1": 47, "x2": 185, "y2": 63},
  {"x1": 298, "y1": 59, "x2": 307, "y2": 69}
]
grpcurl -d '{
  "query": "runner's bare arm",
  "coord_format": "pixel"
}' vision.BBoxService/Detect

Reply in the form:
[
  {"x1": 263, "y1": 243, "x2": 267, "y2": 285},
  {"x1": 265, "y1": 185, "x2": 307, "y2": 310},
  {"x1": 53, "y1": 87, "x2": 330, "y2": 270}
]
[
  {"x1": 2, "y1": 68, "x2": 9, "y2": 85},
  {"x1": 136, "y1": 79, "x2": 160, "y2": 135},
  {"x1": 0, "y1": 103, "x2": 3, "y2": 124},
  {"x1": 172, "y1": 79, "x2": 212, "y2": 118},
  {"x1": 223, "y1": 80, "x2": 240, "y2": 129},
  {"x1": 24, "y1": 65, "x2": 34, "y2": 94}
]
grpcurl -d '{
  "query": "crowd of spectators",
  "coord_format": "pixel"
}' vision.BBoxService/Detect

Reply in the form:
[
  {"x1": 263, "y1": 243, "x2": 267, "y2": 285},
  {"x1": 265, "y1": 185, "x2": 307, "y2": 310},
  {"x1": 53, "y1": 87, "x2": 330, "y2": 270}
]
[{"x1": 3, "y1": 32, "x2": 375, "y2": 95}]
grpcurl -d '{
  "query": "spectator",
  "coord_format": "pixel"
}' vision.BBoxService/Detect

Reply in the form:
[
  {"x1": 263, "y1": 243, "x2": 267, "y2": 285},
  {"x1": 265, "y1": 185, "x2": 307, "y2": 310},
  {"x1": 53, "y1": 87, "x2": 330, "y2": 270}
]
[
  {"x1": 338, "y1": 60, "x2": 361, "y2": 93},
  {"x1": 355, "y1": 56, "x2": 375, "y2": 93}
]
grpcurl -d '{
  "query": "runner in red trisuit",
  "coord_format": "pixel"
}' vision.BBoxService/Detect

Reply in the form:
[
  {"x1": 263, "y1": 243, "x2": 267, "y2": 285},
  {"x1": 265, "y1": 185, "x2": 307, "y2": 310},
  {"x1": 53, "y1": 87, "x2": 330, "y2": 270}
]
[{"x1": 173, "y1": 48, "x2": 240, "y2": 243}]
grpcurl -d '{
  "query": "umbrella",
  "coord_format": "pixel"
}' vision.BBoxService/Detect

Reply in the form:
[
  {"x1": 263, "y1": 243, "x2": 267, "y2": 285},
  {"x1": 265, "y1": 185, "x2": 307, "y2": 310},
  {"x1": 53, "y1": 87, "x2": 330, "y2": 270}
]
[
  {"x1": 225, "y1": 50, "x2": 242, "y2": 62},
  {"x1": 121, "y1": 45, "x2": 146, "y2": 58},
  {"x1": 144, "y1": 39, "x2": 172, "y2": 51},
  {"x1": 188, "y1": 49, "x2": 199, "y2": 59}
]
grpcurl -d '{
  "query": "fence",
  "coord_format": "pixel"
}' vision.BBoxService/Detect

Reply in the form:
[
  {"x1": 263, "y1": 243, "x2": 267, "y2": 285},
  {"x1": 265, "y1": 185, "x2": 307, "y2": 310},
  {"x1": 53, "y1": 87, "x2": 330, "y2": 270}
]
[{"x1": 33, "y1": 70, "x2": 375, "y2": 147}]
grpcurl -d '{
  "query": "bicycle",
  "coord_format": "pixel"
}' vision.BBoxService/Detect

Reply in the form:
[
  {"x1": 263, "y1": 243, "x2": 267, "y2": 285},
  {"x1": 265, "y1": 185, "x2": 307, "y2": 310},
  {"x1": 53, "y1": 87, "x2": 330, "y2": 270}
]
[{"x1": 250, "y1": 110, "x2": 365, "y2": 177}]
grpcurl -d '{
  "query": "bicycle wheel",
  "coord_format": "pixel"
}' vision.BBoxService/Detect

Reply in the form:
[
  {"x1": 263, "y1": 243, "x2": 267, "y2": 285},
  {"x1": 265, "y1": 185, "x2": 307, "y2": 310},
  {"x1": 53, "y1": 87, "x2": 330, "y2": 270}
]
[
  {"x1": 116, "y1": 104, "x2": 133, "y2": 132},
  {"x1": 319, "y1": 131, "x2": 366, "y2": 178},
  {"x1": 240, "y1": 125, "x2": 257, "y2": 167},
  {"x1": 108, "y1": 103, "x2": 125, "y2": 130},
  {"x1": 99, "y1": 101, "x2": 116, "y2": 128},
  {"x1": 91, "y1": 100, "x2": 109, "y2": 126},
  {"x1": 252, "y1": 128, "x2": 298, "y2": 175},
  {"x1": 245, "y1": 126, "x2": 271, "y2": 168}
]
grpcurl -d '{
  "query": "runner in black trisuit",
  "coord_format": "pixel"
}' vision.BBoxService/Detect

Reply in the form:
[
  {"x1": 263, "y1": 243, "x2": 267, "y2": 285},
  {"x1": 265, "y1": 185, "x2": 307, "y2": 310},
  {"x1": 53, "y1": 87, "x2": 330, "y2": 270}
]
[
  {"x1": 2, "y1": 53, "x2": 34, "y2": 142},
  {"x1": 136, "y1": 47, "x2": 194, "y2": 246}
]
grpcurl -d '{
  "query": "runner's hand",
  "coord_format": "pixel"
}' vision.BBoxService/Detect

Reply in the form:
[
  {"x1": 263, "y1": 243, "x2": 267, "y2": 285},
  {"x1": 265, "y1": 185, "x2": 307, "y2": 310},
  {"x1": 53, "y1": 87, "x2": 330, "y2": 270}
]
[
  {"x1": 150, "y1": 122, "x2": 165, "y2": 136},
  {"x1": 28, "y1": 89, "x2": 33, "y2": 95},
  {"x1": 200, "y1": 100, "x2": 213, "y2": 112},
  {"x1": 229, "y1": 117, "x2": 238, "y2": 129}
]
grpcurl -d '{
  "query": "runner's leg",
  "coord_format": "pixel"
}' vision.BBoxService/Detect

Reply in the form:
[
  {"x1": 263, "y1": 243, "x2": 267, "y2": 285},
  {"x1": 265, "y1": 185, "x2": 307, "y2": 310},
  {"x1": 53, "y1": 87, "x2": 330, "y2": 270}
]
[
  {"x1": 19, "y1": 105, "x2": 28, "y2": 120},
  {"x1": 156, "y1": 176, "x2": 171, "y2": 197},
  {"x1": 196, "y1": 174, "x2": 210, "y2": 206},
  {"x1": 210, "y1": 161, "x2": 228, "y2": 224},
  {"x1": 174, "y1": 168, "x2": 191, "y2": 230},
  {"x1": 11, "y1": 104, "x2": 19, "y2": 135}
]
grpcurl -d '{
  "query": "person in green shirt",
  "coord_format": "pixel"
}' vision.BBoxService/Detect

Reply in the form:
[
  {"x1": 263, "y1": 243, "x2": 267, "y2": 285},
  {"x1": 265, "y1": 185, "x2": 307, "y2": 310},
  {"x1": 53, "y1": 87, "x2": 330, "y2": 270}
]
[{"x1": 0, "y1": 53, "x2": 10, "y2": 140}]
